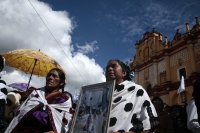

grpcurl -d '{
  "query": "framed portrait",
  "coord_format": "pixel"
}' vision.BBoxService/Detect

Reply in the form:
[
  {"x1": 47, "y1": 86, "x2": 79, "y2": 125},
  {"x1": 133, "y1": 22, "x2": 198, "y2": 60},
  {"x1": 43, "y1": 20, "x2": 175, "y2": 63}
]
[{"x1": 69, "y1": 80, "x2": 115, "y2": 133}]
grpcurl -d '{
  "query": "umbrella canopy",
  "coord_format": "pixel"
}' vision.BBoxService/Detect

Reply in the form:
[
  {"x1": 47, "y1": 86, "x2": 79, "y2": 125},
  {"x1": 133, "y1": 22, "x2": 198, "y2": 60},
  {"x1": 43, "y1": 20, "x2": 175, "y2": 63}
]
[
  {"x1": 2, "y1": 49, "x2": 66, "y2": 77},
  {"x1": 8, "y1": 82, "x2": 34, "y2": 92}
]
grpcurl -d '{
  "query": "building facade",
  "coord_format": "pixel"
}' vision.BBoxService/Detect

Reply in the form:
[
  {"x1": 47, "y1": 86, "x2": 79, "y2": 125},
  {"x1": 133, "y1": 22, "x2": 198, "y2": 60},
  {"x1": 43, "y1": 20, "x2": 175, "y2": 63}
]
[{"x1": 130, "y1": 17, "x2": 200, "y2": 106}]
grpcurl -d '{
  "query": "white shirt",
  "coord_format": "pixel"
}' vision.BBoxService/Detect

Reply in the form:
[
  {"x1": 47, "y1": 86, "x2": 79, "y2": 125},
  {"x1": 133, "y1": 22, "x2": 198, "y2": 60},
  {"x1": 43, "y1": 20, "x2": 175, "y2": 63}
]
[{"x1": 187, "y1": 99, "x2": 200, "y2": 133}]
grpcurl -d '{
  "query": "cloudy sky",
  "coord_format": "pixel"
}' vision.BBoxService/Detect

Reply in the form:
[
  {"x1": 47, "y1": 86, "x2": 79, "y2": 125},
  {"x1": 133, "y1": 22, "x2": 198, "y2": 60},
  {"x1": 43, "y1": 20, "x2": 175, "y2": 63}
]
[{"x1": 0, "y1": 0, "x2": 200, "y2": 96}]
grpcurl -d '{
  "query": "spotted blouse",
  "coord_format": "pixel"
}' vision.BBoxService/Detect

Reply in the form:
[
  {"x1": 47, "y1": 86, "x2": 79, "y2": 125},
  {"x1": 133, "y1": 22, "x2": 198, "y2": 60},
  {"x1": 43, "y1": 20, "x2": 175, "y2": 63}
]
[{"x1": 108, "y1": 80, "x2": 160, "y2": 133}]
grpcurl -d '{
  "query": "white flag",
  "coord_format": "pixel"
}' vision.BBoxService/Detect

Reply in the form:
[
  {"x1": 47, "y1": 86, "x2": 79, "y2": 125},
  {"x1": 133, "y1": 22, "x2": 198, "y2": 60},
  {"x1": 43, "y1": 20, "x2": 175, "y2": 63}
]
[{"x1": 177, "y1": 76, "x2": 185, "y2": 94}]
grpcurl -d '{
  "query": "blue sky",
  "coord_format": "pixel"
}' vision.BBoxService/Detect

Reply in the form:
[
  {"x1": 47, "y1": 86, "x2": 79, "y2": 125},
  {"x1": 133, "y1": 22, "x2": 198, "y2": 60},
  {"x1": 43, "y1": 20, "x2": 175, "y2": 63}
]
[
  {"x1": 40, "y1": 0, "x2": 200, "y2": 68},
  {"x1": 0, "y1": 0, "x2": 200, "y2": 95}
]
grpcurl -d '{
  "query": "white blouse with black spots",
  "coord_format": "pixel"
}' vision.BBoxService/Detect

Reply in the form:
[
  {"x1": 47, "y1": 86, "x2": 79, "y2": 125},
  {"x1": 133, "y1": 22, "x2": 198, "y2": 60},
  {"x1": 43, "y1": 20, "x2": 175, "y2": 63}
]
[{"x1": 108, "y1": 80, "x2": 160, "y2": 133}]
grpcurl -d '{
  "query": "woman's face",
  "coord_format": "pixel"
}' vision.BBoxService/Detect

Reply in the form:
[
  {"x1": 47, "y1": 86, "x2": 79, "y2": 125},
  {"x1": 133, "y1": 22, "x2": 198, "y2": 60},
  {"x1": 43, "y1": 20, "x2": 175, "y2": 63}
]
[
  {"x1": 152, "y1": 99, "x2": 162, "y2": 112},
  {"x1": 46, "y1": 70, "x2": 62, "y2": 90},
  {"x1": 105, "y1": 60, "x2": 126, "y2": 84}
]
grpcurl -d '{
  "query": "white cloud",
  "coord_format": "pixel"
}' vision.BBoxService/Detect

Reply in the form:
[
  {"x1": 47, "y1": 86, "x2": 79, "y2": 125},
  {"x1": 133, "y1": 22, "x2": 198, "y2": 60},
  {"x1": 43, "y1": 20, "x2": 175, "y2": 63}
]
[
  {"x1": 0, "y1": 0, "x2": 105, "y2": 95},
  {"x1": 103, "y1": 0, "x2": 200, "y2": 43},
  {"x1": 75, "y1": 41, "x2": 99, "y2": 54},
  {"x1": 2, "y1": 71, "x2": 45, "y2": 89}
]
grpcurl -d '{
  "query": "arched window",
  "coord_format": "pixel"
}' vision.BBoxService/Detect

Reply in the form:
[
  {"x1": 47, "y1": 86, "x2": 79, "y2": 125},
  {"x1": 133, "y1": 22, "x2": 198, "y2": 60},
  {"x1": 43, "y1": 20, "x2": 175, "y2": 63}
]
[{"x1": 177, "y1": 66, "x2": 186, "y2": 80}]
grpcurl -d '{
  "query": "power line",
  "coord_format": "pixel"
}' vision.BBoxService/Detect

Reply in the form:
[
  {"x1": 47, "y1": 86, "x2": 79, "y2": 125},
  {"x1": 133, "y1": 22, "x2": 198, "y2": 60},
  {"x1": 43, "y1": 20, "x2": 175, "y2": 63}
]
[{"x1": 27, "y1": 0, "x2": 88, "y2": 85}]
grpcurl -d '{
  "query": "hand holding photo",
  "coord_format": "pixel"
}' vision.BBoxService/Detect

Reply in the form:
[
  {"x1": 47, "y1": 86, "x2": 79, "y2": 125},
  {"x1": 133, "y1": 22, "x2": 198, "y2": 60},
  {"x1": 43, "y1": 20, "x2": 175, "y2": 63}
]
[{"x1": 69, "y1": 80, "x2": 115, "y2": 133}]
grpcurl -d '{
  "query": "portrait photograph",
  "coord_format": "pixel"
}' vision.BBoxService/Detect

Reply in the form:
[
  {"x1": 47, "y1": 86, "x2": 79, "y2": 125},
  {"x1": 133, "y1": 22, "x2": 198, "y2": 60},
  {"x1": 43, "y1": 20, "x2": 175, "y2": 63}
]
[{"x1": 69, "y1": 80, "x2": 115, "y2": 133}]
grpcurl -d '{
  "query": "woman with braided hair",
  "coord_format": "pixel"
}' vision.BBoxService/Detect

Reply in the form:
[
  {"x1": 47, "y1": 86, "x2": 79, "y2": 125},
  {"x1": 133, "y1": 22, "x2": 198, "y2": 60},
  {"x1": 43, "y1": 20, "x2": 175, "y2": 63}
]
[
  {"x1": 105, "y1": 60, "x2": 160, "y2": 133},
  {"x1": 5, "y1": 68, "x2": 73, "y2": 133},
  {"x1": 186, "y1": 77, "x2": 200, "y2": 133}
]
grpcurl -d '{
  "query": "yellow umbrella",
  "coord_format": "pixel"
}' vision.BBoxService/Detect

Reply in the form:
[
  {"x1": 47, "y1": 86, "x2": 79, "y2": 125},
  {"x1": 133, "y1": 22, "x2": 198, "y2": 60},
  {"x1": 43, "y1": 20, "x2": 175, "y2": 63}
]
[{"x1": 2, "y1": 49, "x2": 66, "y2": 87}]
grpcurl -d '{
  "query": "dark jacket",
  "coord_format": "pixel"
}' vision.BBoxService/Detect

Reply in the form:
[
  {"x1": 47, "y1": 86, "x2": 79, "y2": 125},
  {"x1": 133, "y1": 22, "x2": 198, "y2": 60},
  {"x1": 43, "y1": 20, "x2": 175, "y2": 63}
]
[
  {"x1": 155, "y1": 111, "x2": 174, "y2": 133},
  {"x1": 172, "y1": 110, "x2": 192, "y2": 133}
]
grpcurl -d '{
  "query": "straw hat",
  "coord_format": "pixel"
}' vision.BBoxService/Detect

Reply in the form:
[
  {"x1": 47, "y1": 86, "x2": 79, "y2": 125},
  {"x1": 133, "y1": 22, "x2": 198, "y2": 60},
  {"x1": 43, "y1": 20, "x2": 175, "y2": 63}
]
[
  {"x1": 6, "y1": 92, "x2": 21, "y2": 107},
  {"x1": 4, "y1": 92, "x2": 21, "y2": 122}
]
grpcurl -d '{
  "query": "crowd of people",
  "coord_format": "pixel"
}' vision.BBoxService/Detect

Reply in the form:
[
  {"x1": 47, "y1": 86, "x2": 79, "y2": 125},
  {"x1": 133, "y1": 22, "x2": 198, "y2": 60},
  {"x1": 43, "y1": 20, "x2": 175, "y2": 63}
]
[{"x1": 0, "y1": 54, "x2": 199, "y2": 133}]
